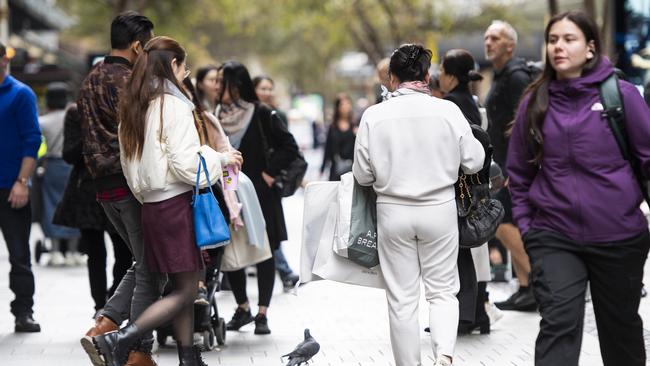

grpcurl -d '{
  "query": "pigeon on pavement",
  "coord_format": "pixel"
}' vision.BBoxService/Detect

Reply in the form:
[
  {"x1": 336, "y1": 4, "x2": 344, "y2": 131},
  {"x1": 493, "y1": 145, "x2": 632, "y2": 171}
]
[{"x1": 282, "y1": 328, "x2": 320, "y2": 366}]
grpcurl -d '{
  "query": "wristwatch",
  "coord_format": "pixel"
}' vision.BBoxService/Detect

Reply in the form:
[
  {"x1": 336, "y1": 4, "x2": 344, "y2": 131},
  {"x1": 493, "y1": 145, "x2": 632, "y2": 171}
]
[{"x1": 16, "y1": 177, "x2": 29, "y2": 186}]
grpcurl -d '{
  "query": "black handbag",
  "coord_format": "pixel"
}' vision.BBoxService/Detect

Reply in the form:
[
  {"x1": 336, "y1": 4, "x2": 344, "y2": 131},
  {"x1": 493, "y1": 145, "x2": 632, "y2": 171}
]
[
  {"x1": 456, "y1": 174, "x2": 504, "y2": 248},
  {"x1": 257, "y1": 108, "x2": 308, "y2": 197},
  {"x1": 455, "y1": 124, "x2": 504, "y2": 248}
]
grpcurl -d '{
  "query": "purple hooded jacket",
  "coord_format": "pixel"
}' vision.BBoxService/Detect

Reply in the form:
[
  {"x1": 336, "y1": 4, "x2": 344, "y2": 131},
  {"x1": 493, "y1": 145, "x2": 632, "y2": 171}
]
[{"x1": 507, "y1": 59, "x2": 650, "y2": 243}]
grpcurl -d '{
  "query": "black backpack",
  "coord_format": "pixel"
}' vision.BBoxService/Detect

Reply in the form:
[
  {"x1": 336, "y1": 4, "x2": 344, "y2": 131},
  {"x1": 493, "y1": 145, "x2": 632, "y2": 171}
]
[
  {"x1": 600, "y1": 73, "x2": 650, "y2": 205},
  {"x1": 507, "y1": 60, "x2": 543, "y2": 83}
]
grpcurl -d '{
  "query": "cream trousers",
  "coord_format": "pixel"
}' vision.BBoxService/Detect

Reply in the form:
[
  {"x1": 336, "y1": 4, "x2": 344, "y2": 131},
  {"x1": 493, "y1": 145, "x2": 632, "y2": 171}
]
[{"x1": 377, "y1": 200, "x2": 460, "y2": 366}]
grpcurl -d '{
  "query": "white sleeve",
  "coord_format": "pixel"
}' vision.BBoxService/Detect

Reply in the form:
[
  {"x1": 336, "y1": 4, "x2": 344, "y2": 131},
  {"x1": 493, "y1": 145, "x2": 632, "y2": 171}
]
[
  {"x1": 450, "y1": 106, "x2": 485, "y2": 174},
  {"x1": 352, "y1": 115, "x2": 375, "y2": 186},
  {"x1": 162, "y1": 97, "x2": 224, "y2": 187}
]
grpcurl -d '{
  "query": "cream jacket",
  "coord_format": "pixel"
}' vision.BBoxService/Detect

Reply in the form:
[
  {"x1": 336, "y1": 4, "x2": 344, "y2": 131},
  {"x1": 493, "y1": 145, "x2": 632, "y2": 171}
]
[
  {"x1": 353, "y1": 89, "x2": 485, "y2": 205},
  {"x1": 121, "y1": 89, "x2": 225, "y2": 203}
]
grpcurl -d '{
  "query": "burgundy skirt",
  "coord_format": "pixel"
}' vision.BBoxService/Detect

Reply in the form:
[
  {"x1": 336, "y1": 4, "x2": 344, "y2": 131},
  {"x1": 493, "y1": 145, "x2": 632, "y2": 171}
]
[{"x1": 141, "y1": 191, "x2": 204, "y2": 273}]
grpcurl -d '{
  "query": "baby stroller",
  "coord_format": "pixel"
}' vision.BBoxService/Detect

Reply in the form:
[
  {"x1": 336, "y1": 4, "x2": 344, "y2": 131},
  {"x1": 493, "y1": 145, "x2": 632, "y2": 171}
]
[{"x1": 156, "y1": 247, "x2": 227, "y2": 351}]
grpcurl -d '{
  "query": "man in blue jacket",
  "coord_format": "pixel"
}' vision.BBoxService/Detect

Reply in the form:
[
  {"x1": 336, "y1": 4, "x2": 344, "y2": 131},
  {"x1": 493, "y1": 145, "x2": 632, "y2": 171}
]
[{"x1": 0, "y1": 42, "x2": 42, "y2": 332}]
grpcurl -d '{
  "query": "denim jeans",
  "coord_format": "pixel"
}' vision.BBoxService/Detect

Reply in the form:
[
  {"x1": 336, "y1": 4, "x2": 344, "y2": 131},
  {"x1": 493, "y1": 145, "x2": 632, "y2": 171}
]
[
  {"x1": 0, "y1": 189, "x2": 35, "y2": 317},
  {"x1": 100, "y1": 196, "x2": 167, "y2": 350},
  {"x1": 274, "y1": 246, "x2": 294, "y2": 280}
]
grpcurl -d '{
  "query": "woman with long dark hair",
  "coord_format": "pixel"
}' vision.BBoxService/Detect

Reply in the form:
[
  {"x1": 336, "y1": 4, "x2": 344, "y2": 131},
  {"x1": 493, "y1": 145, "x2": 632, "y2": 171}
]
[
  {"x1": 354, "y1": 43, "x2": 485, "y2": 366},
  {"x1": 216, "y1": 61, "x2": 300, "y2": 335},
  {"x1": 439, "y1": 48, "x2": 492, "y2": 335},
  {"x1": 508, "y1": 11, "x2": 650, "y2": 365},
  {"x1": 320, "y1": 93, "x2": 356, "y2": 181},
  {"x1": 92, "y1": 36, "x2": 242, "y2": 366}
]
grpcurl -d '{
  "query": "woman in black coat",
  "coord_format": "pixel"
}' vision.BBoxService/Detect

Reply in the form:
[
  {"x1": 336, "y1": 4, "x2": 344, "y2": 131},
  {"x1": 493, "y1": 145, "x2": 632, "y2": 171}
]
[
  {"x1": 320, "y1": 93, "x2": 356, "y2": 181},
  {"x1": 216, "y1": 61, "x2": 300, "y2": 335},
  {"x1": 52, "y1": 104, "x2": 132, "y2": 317},
  {"x1": 439, "y1": 49, "x2": 491, "y2": 334}
]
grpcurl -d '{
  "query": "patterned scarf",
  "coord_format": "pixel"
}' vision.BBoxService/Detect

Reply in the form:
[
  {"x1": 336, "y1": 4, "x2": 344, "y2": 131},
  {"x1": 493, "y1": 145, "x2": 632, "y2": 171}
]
[
  {"x1": 381, "y1": 80, "x2": 431, "y2": 101},
  {"x1": 217, "y1": 100, "x2": 255, "y2": 136}
]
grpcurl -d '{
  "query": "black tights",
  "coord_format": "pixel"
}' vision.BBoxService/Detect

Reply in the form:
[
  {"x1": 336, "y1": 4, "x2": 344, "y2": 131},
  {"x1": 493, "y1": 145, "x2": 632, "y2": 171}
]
[
  {"x1": 133, "y1": 271, "x2": 200, "y2": 347},
  {"x1": 81, "y1": 229, "x2": 132, "y2": 310},
  {"x1": 227, "y1": 255, "x2": 276, "y2": 308}
]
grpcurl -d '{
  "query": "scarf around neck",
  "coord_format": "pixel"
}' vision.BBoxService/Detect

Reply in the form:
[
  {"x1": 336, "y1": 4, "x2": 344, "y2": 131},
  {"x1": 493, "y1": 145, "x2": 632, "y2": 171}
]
[
  {"x1": 217, "y1": 100, "x2": 255, "y2": 136},
  {"x1": 381, "y1": 80, "x2": 431, "y2": 101}
]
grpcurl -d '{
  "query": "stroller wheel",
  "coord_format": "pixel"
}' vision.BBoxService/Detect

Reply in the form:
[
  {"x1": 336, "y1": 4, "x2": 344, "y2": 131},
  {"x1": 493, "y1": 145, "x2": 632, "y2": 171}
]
[
  {"x1": 215, "y1": 317, "x2": 226, "y2": 346},
  {"x1": 202, "y1": 329, "x2": 216, "y2": 351},
  {"x1": 156, "y1": 330, "x2": 168, "y2": 347},
  {"x1": 34, "y1": 240, "x2": 47, "y2": 265}
]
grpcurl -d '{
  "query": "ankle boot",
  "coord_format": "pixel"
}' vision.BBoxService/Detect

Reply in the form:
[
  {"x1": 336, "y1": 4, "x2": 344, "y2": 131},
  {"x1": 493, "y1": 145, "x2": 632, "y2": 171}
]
[
  {"x1": 125, "y1": 350, "x2": 158, "y2": 366},
  {"x1": 81, "y1": 315, "x2": 119, "y2": 366},
  {"x1": 177, "y1": 345, "x2": 208, "y2": 366},
  {"x1": 94, "y1": 323, "x2": 141, "y2": 366}
]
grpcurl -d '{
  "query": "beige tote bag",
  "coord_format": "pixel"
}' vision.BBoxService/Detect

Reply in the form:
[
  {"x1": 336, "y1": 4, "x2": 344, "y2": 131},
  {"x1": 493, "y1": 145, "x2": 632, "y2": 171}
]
[{"x1": 220, "y1": 224, "x2": 272, "y2": 272}]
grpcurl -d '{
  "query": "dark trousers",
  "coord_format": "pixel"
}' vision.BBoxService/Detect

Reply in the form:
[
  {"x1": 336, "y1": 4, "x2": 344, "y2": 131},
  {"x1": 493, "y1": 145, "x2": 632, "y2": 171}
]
[
  {"x1": 227, "y1": 247, "x2": 277, "y2": 307},
  {"x1": 525, "y1": 229, "x2": 649, "y2": 366},
  {"x1": 82, "y1": 229, "x2": 133, "y2": 311},
  {"x1": 0, "y1": 189, "x2": 35, "y2": 317},
  {"x1": 457, "y1": 248, "x2": 477, "y2": 322}
]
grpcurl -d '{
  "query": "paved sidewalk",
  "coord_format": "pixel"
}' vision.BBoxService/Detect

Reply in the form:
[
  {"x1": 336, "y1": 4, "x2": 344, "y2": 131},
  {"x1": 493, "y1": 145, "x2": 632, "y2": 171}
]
[{"x1": 0, "y1": 148, "x2": 648, "y2": 365}]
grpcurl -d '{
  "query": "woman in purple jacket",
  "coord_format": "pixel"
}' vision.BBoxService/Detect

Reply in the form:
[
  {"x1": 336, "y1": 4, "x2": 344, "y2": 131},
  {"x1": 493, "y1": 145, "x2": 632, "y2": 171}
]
[{"x1": 507, "y1": 11, "x2": 650, "y2": 366}]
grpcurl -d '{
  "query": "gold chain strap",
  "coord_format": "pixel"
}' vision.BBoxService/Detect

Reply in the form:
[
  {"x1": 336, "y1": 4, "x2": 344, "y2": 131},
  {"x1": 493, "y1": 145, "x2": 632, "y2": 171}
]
[{"x1": 459, "y1": 173, "x2": 482, "y2": 208}]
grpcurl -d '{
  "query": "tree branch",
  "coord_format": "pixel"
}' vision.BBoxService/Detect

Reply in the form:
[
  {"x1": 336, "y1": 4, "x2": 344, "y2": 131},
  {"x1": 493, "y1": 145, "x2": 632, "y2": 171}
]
[
  {"x1": 377, "y1": 0, "x2": 401, "y2": 48},
  {"x1": 352, "y1": 0, "x2": 385, "y2": 61}
]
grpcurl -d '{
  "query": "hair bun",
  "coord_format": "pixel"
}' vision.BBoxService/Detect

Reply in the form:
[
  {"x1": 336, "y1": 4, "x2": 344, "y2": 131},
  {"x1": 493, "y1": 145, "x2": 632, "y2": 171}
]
[{"x1": 468, "y1": 70, "x2": 483, "y2": 82}]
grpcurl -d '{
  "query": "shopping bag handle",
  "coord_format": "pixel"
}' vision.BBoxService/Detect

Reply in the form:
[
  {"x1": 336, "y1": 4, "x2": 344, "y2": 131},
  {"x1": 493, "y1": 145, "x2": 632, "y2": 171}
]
[{"x1": 194, "y1": 153, "x2": 214, "y2": 196}]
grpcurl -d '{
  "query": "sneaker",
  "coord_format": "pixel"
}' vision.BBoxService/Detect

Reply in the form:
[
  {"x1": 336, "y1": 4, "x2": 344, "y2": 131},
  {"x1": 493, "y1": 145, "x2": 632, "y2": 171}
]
[
  {"x1": 48, "y1": 251, "x2": 66, "y2": 267},
  {"x1": 485, "y1": 302, "x2": 503, "y2": 325},
  {"x1": 494, "y1": 286, "x2": 537, "y2": 311},
  {"x1": 15, "y1": 315, "x2": 41, "y2": 332},
  {"x1": 282, "y1": 274, "x2": 299, "y2": 292},
  {"x1": 194, "y1": 286, "x2": 210, "y2": 307},
  {"x1": 254, "y1": 313, "x2": 271, "y2": 335},
  {"x1": 226, "y1": 307, "x2": 254, "y2": 331}
]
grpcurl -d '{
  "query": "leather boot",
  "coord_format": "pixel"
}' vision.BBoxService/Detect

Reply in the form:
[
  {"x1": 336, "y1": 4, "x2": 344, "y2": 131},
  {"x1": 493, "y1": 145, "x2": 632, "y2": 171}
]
[
  {"x1": 125, "y1": 350, "x2": 158, "y2": 366},
  {"x1": 177, "y1": 345, "x2": 208, "y2": 366},
  {"x1": 94, "y1": 323, "x2": 141, "y2": 366},
  {"x1": 81, "y1": 315, "x2": 119, "y2": 366}
]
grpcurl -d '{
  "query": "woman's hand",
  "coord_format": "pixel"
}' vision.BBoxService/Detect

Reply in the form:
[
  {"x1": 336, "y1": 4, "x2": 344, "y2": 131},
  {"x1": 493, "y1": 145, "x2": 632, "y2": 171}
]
[
  {"x1": 222, "y1": 150, "x2": 243, "y2": 173},
  {"x1": 261, "y1": 171, "x2": 275, "y2": 187}
]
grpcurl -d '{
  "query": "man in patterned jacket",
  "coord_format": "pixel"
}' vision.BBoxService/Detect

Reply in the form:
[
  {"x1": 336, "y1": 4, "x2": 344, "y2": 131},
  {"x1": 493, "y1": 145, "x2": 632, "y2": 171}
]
[{"x1": 77, "y1": 11, "x2": 164, "y2": 366}]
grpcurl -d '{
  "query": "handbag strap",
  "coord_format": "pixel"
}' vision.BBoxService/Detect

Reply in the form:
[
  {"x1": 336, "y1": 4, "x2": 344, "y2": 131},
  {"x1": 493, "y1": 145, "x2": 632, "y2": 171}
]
[{"x1": 195, "y1": 154, "x2": 214, "y2": 196}]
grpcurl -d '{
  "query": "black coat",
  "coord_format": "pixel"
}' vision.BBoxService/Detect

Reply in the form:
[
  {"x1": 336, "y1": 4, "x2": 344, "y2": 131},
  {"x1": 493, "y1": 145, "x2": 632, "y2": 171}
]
[
  {"x1": 320, "y1": 125, "x2": 356, "y2": 181},
  {"x1": 52, "y1": 105, "x2": 115, "y2": 232},
  {"x1": 485, "y1": 57, "x2": 533, "y2": 171},
  {"x1": 238, "y1": 103, "x2": 300, "y2": 249},
  {"x1": 444, "y1": 83, "x2": 481, "y2": 127}
]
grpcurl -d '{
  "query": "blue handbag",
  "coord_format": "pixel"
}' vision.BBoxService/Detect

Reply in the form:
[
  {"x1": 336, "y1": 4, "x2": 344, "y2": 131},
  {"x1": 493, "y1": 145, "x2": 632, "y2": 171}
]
[{"x1": 192, "y1": 154, "x2": 230, "y2": 249}]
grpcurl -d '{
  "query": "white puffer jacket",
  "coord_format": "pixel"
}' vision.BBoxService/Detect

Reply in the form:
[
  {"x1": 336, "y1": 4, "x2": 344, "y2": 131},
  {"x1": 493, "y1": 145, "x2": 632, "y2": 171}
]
[{"x1": 120, "y1": 81, "x2": 226, "y2": 203}]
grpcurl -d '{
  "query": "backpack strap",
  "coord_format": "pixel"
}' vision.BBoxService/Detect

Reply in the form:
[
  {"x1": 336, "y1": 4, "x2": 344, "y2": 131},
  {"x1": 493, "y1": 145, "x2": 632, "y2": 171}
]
[
  {"x1": 599, "y1": 73, "x2": 630, "y2": 161},
  {"x1": 600, "y1": 73, "x2": 650, "y2": 203}
]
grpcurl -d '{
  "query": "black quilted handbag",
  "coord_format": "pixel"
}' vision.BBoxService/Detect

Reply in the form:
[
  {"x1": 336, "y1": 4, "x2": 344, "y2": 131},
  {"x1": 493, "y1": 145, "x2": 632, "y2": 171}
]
[
  {"x1": 456, "y1": 171, "x2": 505, "y2": 248},
  {"x1": 455, "y1": 124, "x2": 505, "y2": 248}
]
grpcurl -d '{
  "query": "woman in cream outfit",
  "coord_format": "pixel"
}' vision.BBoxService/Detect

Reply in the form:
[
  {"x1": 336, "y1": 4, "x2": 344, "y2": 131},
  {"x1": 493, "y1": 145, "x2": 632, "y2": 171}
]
[{"x1": 353, "y1": 44, "x2": 485, "y2": 366}]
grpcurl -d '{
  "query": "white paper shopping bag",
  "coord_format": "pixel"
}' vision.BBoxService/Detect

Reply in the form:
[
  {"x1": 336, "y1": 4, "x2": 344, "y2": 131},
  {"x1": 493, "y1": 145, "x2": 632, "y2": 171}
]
[{"x1": 312, "y1": 202, "x2": 386, "y2": 290}]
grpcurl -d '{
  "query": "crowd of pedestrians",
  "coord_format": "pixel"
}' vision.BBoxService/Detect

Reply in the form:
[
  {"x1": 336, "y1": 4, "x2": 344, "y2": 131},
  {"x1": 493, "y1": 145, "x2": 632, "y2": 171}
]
[{"x1": 1, "y1": 8, "x2": 650, "y2": 366}]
